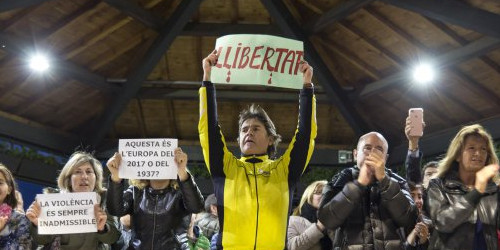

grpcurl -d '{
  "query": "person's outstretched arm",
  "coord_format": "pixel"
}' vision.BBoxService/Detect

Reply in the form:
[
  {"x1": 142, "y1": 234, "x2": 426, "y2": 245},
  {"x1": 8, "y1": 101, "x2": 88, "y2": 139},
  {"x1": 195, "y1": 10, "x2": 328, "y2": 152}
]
[
  {"x1": 282, "y1": 61, "x2": 317, "y2": 182},
  {"x1": 199, "y1": 50, "x2": 235, "y2": 178}
]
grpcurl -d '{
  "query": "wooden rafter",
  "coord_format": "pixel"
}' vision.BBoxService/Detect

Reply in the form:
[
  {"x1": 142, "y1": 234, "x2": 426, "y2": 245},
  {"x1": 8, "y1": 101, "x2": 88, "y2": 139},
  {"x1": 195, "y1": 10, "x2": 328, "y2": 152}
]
[
  {"x1": 381, "y1": 0, "x2": 500, "y2": 40},
  {"x1": 0, "y1": 32, "x2": 120, "y2": 93},
  {"x1": 304, "y1": 0, "x2": 375, "y2": 34},
  {"x1": 88, "y1": 0, "x2": 204, "y2": 147},
  {"x1": 260, "y1": 0, "x2": 369, "y2": 135},
  {"x1": 0, "y1": 0, "x2": 52, "y2": 13},
  {"x1": 103, "y1": 0, "x2": 163, "y2": 30}
]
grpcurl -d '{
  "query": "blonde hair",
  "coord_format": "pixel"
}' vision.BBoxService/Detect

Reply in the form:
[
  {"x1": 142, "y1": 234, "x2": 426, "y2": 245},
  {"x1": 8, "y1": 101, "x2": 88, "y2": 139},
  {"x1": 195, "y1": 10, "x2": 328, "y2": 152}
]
[
  {"x1": 57, "y1": 151, "x2": 105, "y2": 193},
  {"x1": 437, "y1": 124, "x2": 498, "y2": 178},
  {"x1": 292, "y1": 180, "x2": 327, "y2": 216}
]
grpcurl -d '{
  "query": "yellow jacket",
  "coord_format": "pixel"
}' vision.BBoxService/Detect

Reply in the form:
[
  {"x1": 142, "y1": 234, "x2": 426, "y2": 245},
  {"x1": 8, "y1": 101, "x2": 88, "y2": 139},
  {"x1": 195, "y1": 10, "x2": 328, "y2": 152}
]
[{"x1": 199, "y1": 81, "x2": 317, "y2": 249}]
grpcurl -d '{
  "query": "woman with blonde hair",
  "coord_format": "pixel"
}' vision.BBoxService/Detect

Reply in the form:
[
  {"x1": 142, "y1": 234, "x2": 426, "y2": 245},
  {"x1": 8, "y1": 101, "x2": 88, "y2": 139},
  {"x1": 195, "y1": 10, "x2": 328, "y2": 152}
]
[
  {"x1": 106, "y1": 147, "x2": 204, "y2": 250},
  {"x1": 427, "y1": 124, "x2": 500, "y2": 250},
  {"x1": 287, "y1": 180, "x2": 331, "y2": 250},
  {"x1": 26, "y1": 151, "x2": 121, "y2": 249}
]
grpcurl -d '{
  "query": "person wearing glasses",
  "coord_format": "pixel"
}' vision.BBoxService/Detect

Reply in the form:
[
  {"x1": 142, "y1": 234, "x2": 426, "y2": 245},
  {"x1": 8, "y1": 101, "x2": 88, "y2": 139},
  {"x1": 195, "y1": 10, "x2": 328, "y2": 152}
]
[{"x1": 318, "y1": 132, "x2": 417, "y2": 249}]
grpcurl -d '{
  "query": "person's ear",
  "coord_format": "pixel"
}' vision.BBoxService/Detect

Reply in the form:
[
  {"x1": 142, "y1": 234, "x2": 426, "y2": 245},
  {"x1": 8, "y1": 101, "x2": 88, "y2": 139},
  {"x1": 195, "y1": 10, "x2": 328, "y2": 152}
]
[
  {"x1": 268, "y1": 136, "x2": 274, "y2": 146},
  {"x1": 353, "y1": 149, "x2": 358, "y2": 159},
  {"x1": 385, "y1": 154, "x2": 389, "y2": 161}
]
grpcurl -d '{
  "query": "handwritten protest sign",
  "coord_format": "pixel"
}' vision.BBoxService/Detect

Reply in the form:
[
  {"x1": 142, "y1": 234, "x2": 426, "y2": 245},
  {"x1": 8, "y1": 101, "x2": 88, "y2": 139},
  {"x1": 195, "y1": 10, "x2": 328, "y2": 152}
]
[
  {"x1": 211, "y1": 35, "x2": 304, "y2": 89},
  {"x1": 37, "y1": 192, "x2": 97, "y2": 234},
  {"x1": 119, "y1": 138, "x2": 178, "y2": 179}
]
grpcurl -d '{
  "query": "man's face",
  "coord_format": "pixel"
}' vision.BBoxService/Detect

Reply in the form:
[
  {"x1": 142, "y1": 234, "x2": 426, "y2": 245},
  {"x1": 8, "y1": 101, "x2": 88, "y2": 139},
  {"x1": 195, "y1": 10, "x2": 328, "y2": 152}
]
[
  {"x1": 239, "y1": 118, "x2": 272, "y2": 156},
  {"x1": 457, "y1": 135, "x2": 488, "y2": 174},
  {"x1": 353, "y1": 133, "x2": 387, "y2": 170},
  {"x1": 423, "y1": 166, "x2": 438, "y2": 189}
]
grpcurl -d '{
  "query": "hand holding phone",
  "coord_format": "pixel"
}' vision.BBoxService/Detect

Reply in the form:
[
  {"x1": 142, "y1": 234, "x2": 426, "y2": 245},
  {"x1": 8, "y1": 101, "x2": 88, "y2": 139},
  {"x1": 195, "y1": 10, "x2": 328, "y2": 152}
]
[{"x1": 408, "y1": 108, "x2": 424, "y2": 137}]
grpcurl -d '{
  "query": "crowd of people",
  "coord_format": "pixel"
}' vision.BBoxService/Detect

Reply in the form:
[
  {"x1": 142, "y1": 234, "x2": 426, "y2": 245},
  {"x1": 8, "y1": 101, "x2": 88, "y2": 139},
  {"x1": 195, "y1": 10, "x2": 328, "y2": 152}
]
[{"x1": 0, "y1": 51, "x2": 498, "y2": 250}]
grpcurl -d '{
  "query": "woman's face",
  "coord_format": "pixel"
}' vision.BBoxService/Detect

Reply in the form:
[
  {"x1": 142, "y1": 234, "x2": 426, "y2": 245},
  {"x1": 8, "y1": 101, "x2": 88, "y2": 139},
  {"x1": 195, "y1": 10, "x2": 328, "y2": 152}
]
[
  {"x1": 70, "y1": 163, "x2": 96, "y2": 193},
  {"x1": 0, "y1": 172, "x2": 11, "y2": 204},
  {"x1": 411, "y1": 188, "x2": 423, "y2": 212},
  {"x1": 310, "y1": 185, "x2": 324, "y2": 209}
]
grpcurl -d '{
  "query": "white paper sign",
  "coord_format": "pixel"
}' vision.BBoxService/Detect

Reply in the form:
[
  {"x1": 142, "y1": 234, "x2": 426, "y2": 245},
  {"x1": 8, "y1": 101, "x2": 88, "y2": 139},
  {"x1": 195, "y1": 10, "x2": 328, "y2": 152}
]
[
  {"x1": 211, "y1": 34, "x2": 304, "y2": 89},
  {"x1": 37, "y1": 192, "x2": 97, "y2": 235},
  {"x1": 118, "y1": 138, "x2": 178, "y2": 179}
]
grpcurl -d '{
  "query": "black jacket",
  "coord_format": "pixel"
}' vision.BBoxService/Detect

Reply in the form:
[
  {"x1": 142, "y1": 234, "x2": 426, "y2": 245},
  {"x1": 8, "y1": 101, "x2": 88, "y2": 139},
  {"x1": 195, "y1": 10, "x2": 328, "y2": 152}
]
[
  {"x1": 427, "y1": 169, "x2": 499, "y2": 250},
  {"x1": 107, "y1": 175, "x2": 204, "y2": 250},
  {"x1": 318, "y1": 166, "x2": 417, "y2": 250}
]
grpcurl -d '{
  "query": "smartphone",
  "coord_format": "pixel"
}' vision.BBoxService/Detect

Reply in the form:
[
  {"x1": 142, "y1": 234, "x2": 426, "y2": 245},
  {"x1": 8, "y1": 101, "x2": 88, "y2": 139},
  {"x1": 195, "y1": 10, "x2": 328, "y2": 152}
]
[{"x1": 409, "y1": 108, "x2": 424, "y2": 137}]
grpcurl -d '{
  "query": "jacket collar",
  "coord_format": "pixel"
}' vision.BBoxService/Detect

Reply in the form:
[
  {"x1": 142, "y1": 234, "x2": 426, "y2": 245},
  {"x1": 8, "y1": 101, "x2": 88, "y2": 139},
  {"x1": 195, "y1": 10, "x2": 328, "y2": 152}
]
[{"x1": 240, "y1": 154, "x2": 269, "y2": 163}]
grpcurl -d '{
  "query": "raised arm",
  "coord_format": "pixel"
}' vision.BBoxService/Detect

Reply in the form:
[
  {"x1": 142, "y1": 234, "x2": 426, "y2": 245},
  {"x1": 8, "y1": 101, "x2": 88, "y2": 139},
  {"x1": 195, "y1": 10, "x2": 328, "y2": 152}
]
[
  {"x1": 199, "y1": 50, "x2": 233, "y2": 177},
  {"x1": 282, "y1": 61, "x2": 317, "y2": 182},
  {"x1": 106, "y1": 153, "x2": 134, "y2": 217},
  {"x1": 405, "y1": 115, "x2": 423, "y2": 183}
]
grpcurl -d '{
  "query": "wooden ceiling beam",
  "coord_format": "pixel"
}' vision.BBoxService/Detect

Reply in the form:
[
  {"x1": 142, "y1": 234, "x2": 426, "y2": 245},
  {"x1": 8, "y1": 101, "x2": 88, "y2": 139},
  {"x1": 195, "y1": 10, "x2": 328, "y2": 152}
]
[
  {"x1": 316, "y1": 37, "x2": 381, "y2": 80},
  {"x1": 87, "y1": 0, "x2": 203, "y2": 147},
  {"x1": 181, "y1": 23, "x2": 282, "y2": 36},
  {"x1": 339, "y1": 20, "x2": 404, "y2": 69},
  {"x1": 360, "y1": 7, "x2": 500, "y2": 112},
  {"x1": 359, "y1": 36, "x2": 500, "y2": 96},
  {"x1": 425, "y1": 18, "x2": 500, "y2": 77},
  {"x1": 0, "y1": 113, "x2": 80, "y2": 154},
  {"x1": 103, "y1": 0, "x2": 163, "y2": 30},
  {"x1": 381, "y1": 0, "x2": 500, "y2": 40},
  {"x1": 0, "y1": 0, "x2": 51, "y2": 13},
  {"x1": 304, "y1": 0, "x2": 375, "y2": 34},
  {"x1": 260, "y1": 0, "x2": 369, "y2": 135},
  {"x1": 341, "y1": 10, "x2": 482, "y2": 123},
  {"x1": 0, "y1": 32, "x2": 120, "y2": 93}
]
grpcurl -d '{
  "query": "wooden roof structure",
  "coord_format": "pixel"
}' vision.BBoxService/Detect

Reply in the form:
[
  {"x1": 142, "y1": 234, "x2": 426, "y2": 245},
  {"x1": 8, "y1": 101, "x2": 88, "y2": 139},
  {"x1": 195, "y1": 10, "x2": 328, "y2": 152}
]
[{"x1": 1, "y1": 0, "x2": 500, "y2": 167}]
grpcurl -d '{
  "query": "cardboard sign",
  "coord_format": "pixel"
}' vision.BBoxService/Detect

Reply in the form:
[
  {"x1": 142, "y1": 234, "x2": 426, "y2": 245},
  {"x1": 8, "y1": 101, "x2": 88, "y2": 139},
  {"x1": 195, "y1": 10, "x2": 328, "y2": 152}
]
[
  {"x1": 118, "y1": 138, "x2": 178, "y2": 179},
  {"x1": 211, "y1": 34, "x2": 304, "y2": 89},
  {"x1": 37, "y1": 192, "x2": 97, "y2": 234}
]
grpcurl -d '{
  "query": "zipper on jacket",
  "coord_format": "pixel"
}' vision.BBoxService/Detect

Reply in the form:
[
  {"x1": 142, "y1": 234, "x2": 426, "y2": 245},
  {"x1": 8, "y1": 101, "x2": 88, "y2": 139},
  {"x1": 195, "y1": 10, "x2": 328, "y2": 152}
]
[
  {"x1": 253, "y1": 162, "x2": 259, "y2": 250},
  {"x1": 152, "y1": 194, "x2": 158, "y2": 250}
]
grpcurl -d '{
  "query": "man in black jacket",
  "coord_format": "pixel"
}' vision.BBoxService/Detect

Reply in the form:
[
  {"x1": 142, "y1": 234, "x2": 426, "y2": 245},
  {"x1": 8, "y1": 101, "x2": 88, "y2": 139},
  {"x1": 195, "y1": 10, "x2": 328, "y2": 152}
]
[{"x1": 318, "y1": 132, "x2": 417, "y2": 249}]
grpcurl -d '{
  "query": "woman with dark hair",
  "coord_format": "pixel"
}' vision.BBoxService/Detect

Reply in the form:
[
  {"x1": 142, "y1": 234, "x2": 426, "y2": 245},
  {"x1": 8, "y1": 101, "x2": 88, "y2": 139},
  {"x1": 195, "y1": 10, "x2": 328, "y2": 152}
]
[
  {"x1": 26, "y1": 151, "x2": 121, "y2": 250},
  {"x1": 106, "y1": 147, "x2": 204, "y2": 250},
  {"x1": 0, "y1": 163, "x2": 31, "y2": 249},
  {"x1": 405, "y1": 182, "x2": 432, "y2": 250}
]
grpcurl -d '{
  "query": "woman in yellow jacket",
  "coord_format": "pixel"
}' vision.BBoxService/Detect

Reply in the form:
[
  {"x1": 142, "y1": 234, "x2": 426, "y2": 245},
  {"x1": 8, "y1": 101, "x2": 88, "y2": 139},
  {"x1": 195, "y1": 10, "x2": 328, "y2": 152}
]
[{"x1": 199, "y1": 50, "x2": 317, "y2": 249}]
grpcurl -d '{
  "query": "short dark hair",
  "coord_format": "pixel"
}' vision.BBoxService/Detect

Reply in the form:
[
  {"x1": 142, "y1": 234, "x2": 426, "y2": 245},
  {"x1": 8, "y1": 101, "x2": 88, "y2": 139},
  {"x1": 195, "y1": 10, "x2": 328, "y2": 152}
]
[
  {"x1": 422, "y1": 161, "x2": 438, "y2": 176},
  {"x1": 238, "y1": 104, "x2": 282, "y2": 157},
  {"x1": 204, "y1": 194, "x2": 217, "y2": 213},
  {"x1": 408, "y1": 181, "x2": 423, "y2": 192}
]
